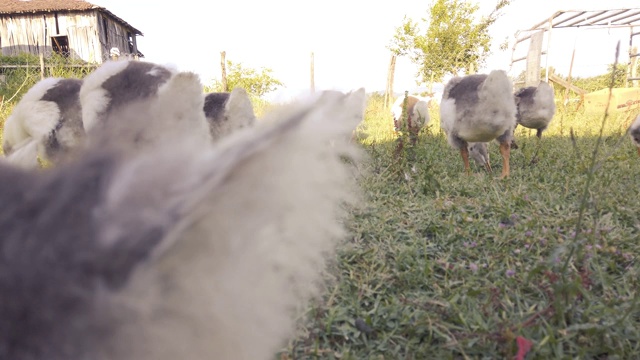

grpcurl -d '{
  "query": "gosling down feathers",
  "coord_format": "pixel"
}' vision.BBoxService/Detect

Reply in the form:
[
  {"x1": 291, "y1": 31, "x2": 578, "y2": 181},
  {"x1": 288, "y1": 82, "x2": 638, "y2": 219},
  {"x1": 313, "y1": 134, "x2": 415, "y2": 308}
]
[
  {"x1": 512, "y1": 81, "x2": 556, "y2": 147},
  {"x1": 0, "y1": 70, "x2": 365, "y2": 360},
  {"x1": 440, "y1": 70, "x2": 517, "y2": 178},
  {"x1": 2, "y1": 77, "x2": 84, "y2": 168},
  {"x1": 390, "y1": 94, "x2": 430, "y2": 133}
]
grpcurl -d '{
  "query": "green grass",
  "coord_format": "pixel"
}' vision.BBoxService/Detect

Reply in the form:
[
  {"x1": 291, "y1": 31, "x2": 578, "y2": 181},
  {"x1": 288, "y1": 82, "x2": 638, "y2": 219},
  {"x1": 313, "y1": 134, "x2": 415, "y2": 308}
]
[
  {"x1": 278, "y1": 96, "x2": 640, "y2": 359},
  {"x1": 2, "y1": 73, "x2": 639, "y2": 358}
]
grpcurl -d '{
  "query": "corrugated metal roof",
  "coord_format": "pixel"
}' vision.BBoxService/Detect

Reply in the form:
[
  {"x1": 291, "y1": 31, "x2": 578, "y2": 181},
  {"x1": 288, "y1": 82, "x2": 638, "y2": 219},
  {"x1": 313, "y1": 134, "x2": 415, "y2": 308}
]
[{"x1": 0, "y1": 0, "x2": 143, "y2": 35}]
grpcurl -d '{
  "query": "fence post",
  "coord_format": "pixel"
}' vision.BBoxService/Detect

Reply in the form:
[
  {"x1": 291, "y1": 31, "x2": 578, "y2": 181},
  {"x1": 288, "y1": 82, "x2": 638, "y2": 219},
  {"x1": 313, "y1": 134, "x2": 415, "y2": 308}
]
[
  {"x1": 39, "y1": 52, "x2": 45, "y2": 79},
  {"x1": 310, "y1": 51, "x2": 315, "y2": 94},
  {"x1": 384, "y1": 54, "x2": 397, "y2": 108},
  {"x1": 630, "y1": 46, "x2": 638, "y2": 87},
  {"x1": 220, "y1": 51, "x2": 228, "y2": 92},
  {"x1": 564, "y1": 46, "x2": 577, "y2": 104}
]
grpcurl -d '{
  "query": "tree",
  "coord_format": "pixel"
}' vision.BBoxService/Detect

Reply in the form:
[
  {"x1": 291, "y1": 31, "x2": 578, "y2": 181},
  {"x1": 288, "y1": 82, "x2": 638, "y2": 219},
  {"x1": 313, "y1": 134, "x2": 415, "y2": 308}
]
[
  {"x1": 389, "y1": 0, "x2": 512, "y2": 87},
  {"x1": 207, "y1": 60, "x2": 283, "y2": 98},
  {"x1": 569, "y1": 64, "x2": 629, "y2": 92}
]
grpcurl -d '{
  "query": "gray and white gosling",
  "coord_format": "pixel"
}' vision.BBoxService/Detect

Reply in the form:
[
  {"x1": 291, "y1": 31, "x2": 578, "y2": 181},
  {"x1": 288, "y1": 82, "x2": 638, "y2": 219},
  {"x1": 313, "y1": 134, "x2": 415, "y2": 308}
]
[
  {"x1": 511, "y1": 80, "x2": 556, "y2": 148},
  {"x1": 440, "y1": 70, "x2": 517, "y2": 178},
  {"x1": 0, "y1": 73, "x2": 365, "y2": 360}
]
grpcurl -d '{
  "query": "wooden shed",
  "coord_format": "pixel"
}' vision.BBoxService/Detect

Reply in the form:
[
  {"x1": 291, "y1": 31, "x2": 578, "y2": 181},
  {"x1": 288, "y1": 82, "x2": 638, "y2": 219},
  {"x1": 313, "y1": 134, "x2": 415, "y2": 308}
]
[{"x1": 0, "y1": 0, "x2": 143, "y2": 63}]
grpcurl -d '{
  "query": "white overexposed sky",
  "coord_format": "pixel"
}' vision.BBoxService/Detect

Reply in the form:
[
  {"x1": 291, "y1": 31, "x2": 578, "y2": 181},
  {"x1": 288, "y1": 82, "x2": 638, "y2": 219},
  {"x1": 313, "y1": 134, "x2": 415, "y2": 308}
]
[{"x1": 91, "y1": 0, "x2": 640, "y2": 101}]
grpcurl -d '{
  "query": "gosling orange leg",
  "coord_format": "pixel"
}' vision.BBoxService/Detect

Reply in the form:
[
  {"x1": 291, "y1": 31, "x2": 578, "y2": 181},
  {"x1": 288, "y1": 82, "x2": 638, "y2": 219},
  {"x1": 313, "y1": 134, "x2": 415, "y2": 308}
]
[
  {"x1": 461, "y1": 147, "x2": 471, "y2": 176},
  {"x1": 637, "y1": 147, "x2": 640, "y2": 157},
  {"x1": 499, "y1": 141, "x2": 511, "y2": 179}
]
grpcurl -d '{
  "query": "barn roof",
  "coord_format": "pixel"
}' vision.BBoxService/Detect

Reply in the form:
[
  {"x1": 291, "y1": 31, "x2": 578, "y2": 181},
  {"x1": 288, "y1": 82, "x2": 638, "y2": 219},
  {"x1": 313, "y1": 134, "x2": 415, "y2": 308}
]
[{"x1": 0, "y1": 0, "x2": 143, "y2": 35}]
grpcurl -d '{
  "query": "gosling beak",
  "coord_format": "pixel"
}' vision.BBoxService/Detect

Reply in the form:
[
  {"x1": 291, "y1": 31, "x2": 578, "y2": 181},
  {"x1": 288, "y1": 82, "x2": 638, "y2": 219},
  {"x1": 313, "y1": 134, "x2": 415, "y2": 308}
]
[{"x1": 484, "y1": 158, "x2": 493, "y2": 174}]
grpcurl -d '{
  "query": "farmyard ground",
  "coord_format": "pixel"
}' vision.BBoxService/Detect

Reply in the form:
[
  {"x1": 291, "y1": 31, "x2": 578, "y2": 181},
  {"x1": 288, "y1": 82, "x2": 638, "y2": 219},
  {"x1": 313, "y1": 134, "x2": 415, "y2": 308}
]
[{"x1": 279, "y1": 95, "x2": 640, "y2": 359}]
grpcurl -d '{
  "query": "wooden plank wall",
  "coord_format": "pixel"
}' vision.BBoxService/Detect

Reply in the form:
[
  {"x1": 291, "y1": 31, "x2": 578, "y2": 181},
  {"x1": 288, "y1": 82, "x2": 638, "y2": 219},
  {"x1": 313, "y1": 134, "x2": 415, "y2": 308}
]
[
  {"x1": 0, "y1": 15, "x2": 47, "y2": 55},
  {"x1": 1, "y1": 10, "x2": 138, "y2": 63},
  {"x1": 96, "y1": 12, "x2": 136, "y2": 59},
  {"x1": 57, "y1": 11, "x2": 101, "y2": 62}
]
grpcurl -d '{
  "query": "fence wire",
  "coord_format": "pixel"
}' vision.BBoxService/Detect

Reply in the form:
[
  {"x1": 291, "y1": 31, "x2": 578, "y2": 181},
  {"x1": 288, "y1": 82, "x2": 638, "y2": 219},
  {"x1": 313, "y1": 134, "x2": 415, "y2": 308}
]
[{"x1": 0, "y1": 49, "x2": 141, "y2": 104}]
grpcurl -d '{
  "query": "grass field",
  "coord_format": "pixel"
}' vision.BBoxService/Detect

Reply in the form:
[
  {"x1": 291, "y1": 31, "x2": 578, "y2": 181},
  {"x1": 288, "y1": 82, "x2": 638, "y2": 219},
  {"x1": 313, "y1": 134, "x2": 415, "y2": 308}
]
[
  {"x1": 1, "y1": 85, "x2": 639, "y2": 359},
  {"x1": 278, "y1": 95, "x2": 640, "y2": 359}
]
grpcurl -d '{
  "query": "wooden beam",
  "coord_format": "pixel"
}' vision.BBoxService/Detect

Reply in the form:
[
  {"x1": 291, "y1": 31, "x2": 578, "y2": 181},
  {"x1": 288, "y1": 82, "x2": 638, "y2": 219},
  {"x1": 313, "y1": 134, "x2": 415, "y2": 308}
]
[
  {"x1": 220, "y1": 51, "x2": 228, "y2": 92},
  {"x1": 384, "y1": 54, "x2": 396, "y2": 109},
  {"x1": 548, "y1": 73, "x2": 586, "y2": 95}
]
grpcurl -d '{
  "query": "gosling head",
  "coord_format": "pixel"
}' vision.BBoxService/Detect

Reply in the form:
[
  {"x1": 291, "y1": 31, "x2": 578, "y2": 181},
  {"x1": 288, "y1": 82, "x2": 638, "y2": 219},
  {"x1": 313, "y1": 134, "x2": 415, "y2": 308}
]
[{"x1": 469, "y1": 142, "x2": 492, "y2": 174}]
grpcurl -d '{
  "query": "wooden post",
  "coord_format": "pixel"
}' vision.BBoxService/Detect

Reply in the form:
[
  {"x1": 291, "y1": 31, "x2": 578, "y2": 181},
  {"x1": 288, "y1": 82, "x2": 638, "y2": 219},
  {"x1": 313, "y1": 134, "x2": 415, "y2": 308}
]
[
  {"x1": 384, "y1": 54, "x2": 397, "y2": 108},
  {"x1": 545, "y1": 18, "x2": 553, "y2": 82},
  {"x1": 39, "y1": 52, "x2": 45, "y2": 80},
  {"x1": 310, "y1": 51, "x2": 315, "y2": 94},
  {"x1": 627, "y1": 27, "x2": 633, "y2": 88},
  {"x1": 220, "y1": 51, "x2": 228, "y2": 92},
  {"x1": 429, "y1": 72, "x2": 434, "y2": 94},
  {"x1": 525, "y1": 30, "x2": 544, "y2": 87},
  {"x1": 384, "y1": 68, "x2": 390, "y2": 108},
  {"x1": 564, "y1": 46, "x2": 576, "y2": 104},
  {"x1": 631, "y1": 46, "x2": 638, "y2": 87},
  {"x1": 388, "y1": 55, "x2": 396, "y2": 107}
]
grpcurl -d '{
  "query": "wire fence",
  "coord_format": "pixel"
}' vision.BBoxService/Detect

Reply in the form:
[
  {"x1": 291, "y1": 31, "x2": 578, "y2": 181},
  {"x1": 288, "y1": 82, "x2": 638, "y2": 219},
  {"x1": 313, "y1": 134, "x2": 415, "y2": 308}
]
[
  {"x1": 0, "y1": 49, "x2": 141, "y2": 104},
  {"x1": 2, "y1": 29, "x2": 639, "y2": 110}
]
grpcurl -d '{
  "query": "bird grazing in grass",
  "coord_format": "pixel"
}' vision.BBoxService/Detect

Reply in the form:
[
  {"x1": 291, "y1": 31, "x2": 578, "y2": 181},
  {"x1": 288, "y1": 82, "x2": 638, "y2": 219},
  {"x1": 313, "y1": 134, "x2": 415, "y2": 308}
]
[
  {"x1": 390, "y1": 94, "x2": 430, "y2": 135},
  {"x1": 0, "y1": 69, "x2": 365, "y2": 360},
  {"x1": 629, "y1": 114, "x2": 640, "y2": 156},
  {"x1": 390, "y1": 94, "x2": 430, "y2": 156},
  {"x1": 511, "y1": 81, "x2": 556, "y2": 148},
  {"x1": 468, "y1": 142, "x2": 491, "y2": 173},
  {"x1": 440, "y1": 70, "x2": 517, "y2": 178}
]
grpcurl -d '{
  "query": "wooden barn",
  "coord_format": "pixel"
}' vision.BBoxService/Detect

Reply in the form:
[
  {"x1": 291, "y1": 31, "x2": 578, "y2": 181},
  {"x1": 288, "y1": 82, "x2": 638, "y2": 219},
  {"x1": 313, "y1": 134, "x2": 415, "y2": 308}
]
[{"x1": 0, "y1": 0, "x2": 143, "y2": 63}]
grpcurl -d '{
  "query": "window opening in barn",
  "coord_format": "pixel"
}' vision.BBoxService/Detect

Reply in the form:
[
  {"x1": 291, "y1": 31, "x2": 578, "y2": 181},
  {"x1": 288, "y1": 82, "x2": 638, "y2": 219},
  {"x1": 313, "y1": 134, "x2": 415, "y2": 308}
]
[
  {"x1": 51, "y1": 36, "x2": 70, "y2": 57},
  {"x1": 103, "y1": 18, "x2": 109, "y2": 43},
  {"x1": 127, "y1": 32, "x2": 134, "y2": 54}
]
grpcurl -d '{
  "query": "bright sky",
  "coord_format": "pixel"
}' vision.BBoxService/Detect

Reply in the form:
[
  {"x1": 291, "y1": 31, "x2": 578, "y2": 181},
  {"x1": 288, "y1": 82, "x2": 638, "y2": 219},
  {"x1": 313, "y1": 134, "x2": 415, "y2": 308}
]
[{"x1": 91, "y1": 0, "x2": 640, "y2": 101}]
